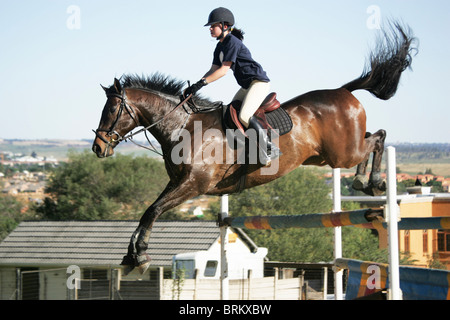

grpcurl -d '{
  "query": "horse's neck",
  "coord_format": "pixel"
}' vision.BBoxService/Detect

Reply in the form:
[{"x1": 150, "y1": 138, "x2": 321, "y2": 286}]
[
  {"x1": 128, "y1": 88, "x2": 223, "y2": 158},
  {"x1": 130, "y1": 89, "x2": 188, "y2": 149}
]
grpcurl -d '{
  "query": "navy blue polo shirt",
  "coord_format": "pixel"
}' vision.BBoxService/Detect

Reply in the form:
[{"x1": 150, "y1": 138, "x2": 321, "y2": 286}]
[{"x1": 212, "y1": 33, "x2": 270, "y2": 89}]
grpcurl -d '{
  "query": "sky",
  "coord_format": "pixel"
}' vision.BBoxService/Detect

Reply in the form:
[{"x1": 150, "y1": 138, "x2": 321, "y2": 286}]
[{"x1": 0, "y1": 0, "x2": 449, "y2": 143}]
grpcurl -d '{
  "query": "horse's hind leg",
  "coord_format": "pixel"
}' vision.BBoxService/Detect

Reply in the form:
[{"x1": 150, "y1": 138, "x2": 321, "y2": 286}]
[
  {"x1": 352, "y1": 130, "x2": 386, "y2": 196},
  {"x1": 352, "y1": 132, "x2": 372, "y2": 191},
  {"x1": 368, "y1": 129, "x2": 387, "y2": 195}
]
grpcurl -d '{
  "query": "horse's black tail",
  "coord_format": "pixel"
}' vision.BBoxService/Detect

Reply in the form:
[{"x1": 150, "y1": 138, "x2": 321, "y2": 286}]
[{"x1": 342, "y1": 20, "x2": 418, "y2": 100}]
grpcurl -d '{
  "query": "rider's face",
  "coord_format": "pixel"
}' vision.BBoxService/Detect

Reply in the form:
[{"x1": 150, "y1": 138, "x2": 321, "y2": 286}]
[{"x1": 209, "y1": 23, "x2": 226, "y2": 39}]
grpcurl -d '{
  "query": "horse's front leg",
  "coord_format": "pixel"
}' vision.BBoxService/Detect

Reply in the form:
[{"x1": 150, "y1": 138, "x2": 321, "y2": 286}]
[
  {"x1": 121, "y1": 225, "x2": 151, "y2": 275},
  {"x1": 121, "y1": 182, "x2": 200, "y2": 275}
]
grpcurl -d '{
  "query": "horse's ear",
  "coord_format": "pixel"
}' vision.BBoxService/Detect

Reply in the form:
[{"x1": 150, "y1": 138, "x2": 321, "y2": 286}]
[
  {"x1": 100, "y1": 84, "x2": 108, "y2": 93},
  {"x1": 114, "y1": 78, "x2": 122, "y2": 94}
]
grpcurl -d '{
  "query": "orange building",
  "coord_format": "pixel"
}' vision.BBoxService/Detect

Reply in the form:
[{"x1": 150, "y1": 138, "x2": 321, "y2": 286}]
[
  {"x1": 397, "y1": 191, "x2": 450, "y2": 269},
  {"x1": 343, "y1": 188, "x2": 450, "y2": 270}
]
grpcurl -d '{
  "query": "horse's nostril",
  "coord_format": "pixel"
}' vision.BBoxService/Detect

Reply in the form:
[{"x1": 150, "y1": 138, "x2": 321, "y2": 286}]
[{"x1": 92, "y1": 144, "x2": 101, "y2": 155}]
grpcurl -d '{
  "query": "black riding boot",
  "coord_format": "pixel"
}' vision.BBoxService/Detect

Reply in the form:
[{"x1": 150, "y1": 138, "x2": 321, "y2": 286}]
[{"x1": 248, "y1": 116, "x2": 282, "y2": 165}]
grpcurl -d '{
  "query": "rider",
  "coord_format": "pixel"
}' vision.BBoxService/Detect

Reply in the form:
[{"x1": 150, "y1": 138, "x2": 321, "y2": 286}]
[{"x1": 184, "y1": 7, "x2": 281, "y2": 165}]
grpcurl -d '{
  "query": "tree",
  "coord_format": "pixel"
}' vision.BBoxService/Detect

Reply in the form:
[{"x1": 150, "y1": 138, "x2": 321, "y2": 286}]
[
  {"x1": 226, "y1": 167, "x2": 333, "y2": 218},
  {"x1": 425, "y1": 179, "x2": 444, "y2": 193},
  {"x1": 236, "y1": 168, "x2": 336, "y2": 262},
  {"x1": 209, "y1": 167, "x2": 388, "y2": 263},
  {"x1": 0, "y1": 194, "x2": 30, "y2": 241},
  {"x1": 36, "y1": 151, "x2": 168, "y2": 220},
  {"x1": 342, "y1": 228, "x2": 388, "y2": 263}
]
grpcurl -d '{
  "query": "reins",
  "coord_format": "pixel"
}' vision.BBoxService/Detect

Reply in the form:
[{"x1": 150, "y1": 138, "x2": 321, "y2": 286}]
[
  {"x1": 122, "y1": 93, "x2": 193, "y2": 141},
  {"x1": 119, "y1": 92, "x2": 194, "y2": 157}
]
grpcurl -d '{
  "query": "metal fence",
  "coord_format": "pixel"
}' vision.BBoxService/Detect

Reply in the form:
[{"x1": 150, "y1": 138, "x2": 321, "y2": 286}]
[{"x1": 1, "y1": 265, "x2": 339, "y2": 300}]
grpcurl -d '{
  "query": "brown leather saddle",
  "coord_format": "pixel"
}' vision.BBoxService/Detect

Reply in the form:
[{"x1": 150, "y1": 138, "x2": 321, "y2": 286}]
[{"x1": 222, "y1": 92, "x2": 293, "y2": 138}]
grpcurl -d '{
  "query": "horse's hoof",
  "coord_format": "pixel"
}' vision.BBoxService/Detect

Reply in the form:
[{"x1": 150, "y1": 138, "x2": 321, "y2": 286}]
[
  {"x1": 122, "y1": 264, "x2": 135, "y2": 276},
  {"x1": 138, "y1": 261, "x2": 151, "y2": 275},
  {"x1": 361, "y1": 187, "x2": 375, "y2": 196},
  {"x1": 120, "y1": 255, "x2": 136, "y2": 276},
  {"x1": 360, "y1": 183, "x2": 386, "y2": 197},
  {"x1": 369, "y1": 179, "x2": 386, "y2": 196},
  {"x1": 371, "y1": 182, "x2": 386, "y2": 196},
  {"x1": 371, "y1": 187, "x2": 385, "y2": 196},
  {"x1": 352, "y1": 175, "x2": 369, "y2": 191},
  {"x1": 375, "y1": 180, "x2": 386, "y2": 192},
  {"x1": 137, "y1": 254, "x2": 152, "y2": 275}
]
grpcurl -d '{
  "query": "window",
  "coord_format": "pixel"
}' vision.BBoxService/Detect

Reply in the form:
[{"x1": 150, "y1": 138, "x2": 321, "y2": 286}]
[
  {"x1": 204, "y1": 260, "x2": 218, "y2": 277},
  {"x1": 438, "y1": 230, "x2": 450, "y2": 252},
  {"x1": 423, "y1": 230, "x2": 428, "y2": 254},
  {"x1": 20, "y1": 268, "x2": 39, "y2": 300},
  {"x1": 404, "y1": 230, "x2": 410, "y2": 253},
  {"x1": 174, "y1": 260, "x2": 195, "y2": 279}
]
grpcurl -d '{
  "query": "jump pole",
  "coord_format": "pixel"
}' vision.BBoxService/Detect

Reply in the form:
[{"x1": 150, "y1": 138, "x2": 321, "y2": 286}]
[
  {"x1": 332, "y1": 168, "x2": 344, "y2": 300},
  {"x1": 218, "y1": 148, "x2": 402, "y2": 300},
  {"x1": 386, "y1": 146, "x2": 402, "y2": 300},
  {"x1": 220, "y1": 194, "x2": 229, "y2": 300}
]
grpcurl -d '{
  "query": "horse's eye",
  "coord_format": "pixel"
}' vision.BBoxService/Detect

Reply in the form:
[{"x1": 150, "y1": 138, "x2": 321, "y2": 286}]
[{"x1": 109, "y1": 104, "x2": 118, "y2": 113}]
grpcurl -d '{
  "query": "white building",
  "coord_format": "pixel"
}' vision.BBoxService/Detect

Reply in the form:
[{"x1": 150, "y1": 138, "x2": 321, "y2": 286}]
[{"x1": 0, "y1": 220, "x2": 266, "y2": 300}]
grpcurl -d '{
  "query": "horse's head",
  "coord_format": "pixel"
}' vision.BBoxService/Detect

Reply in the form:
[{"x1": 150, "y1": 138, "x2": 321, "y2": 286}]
[{"x1": 92, "y1": 78, "x2": 139, "y2": 158}]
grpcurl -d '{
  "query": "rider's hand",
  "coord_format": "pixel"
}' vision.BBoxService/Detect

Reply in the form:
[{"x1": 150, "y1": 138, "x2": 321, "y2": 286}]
[{"x1": 184, "y1": 79, "x2": 207, "y2": 97}]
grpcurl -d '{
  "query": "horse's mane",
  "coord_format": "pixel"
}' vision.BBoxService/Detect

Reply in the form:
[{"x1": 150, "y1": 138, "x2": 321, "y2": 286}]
[
  {"x1": 122, "y1": 73, "x2": 186, "y2": 97},
  {"x1": 120, "y1": 73, "x2": 214, "y2": 107}
]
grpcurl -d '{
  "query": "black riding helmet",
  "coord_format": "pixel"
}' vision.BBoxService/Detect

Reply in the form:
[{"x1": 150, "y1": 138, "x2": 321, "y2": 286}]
[
  {"x1": 204, "y1": 7, "x2": 235, "y2": 27},
  {"x1": 205, "y1": 7, "x2": 235, "y2": 41}
]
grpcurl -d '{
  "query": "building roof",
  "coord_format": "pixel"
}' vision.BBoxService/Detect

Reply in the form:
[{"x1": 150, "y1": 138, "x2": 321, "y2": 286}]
[{"x1": 0, "y1": 220, "x2": 223, "y2": 268}]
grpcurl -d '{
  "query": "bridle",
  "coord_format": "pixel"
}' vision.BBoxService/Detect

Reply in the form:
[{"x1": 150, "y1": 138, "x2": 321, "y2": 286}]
[
  {"x1": 93, "y1": 89, "x2": 137, "y2": 157},
  {"x1": 93, "y1": 88, "x2": 193, "y2": 157}
]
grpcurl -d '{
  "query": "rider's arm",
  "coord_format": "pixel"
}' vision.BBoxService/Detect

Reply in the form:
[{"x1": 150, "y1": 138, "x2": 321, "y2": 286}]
[
  {"x1": 203, "y1": 61, "x2": 232, "y2": 84},
  {"x1": 203, "y1": 64, "x2": 219, "y2": 78},
  {"x1": 185, "y1": 62, "x2": 232, "y2": 97}
]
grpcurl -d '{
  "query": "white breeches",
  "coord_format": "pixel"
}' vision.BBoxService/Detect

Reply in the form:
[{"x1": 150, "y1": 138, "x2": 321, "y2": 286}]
[{"x1": 232, "y1": 80, "x2": 270, "y2": 128}]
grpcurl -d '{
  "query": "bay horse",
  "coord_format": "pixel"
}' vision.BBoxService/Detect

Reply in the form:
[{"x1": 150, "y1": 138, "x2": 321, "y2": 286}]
[{"x1": 92, "y1": 21, "x2": 416, "y2": 274}]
